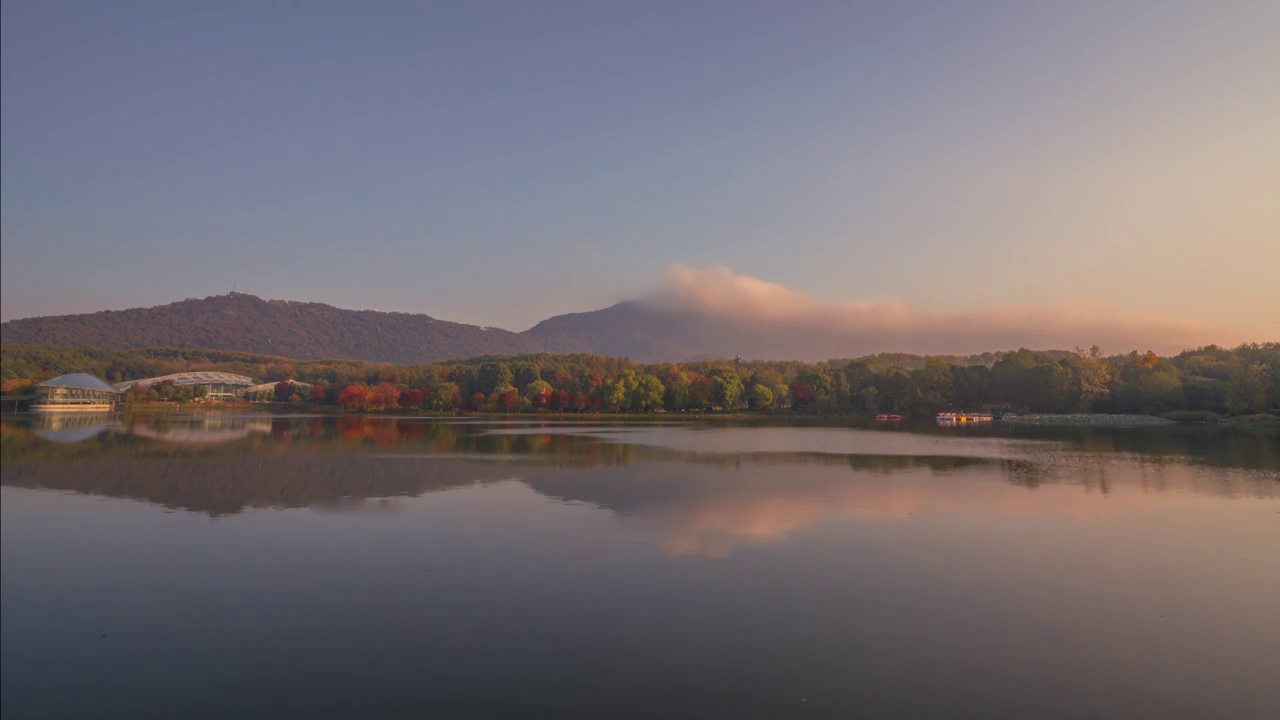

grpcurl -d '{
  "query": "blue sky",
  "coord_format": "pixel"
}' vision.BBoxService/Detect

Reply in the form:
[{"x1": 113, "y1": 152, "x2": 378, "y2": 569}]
[{"x1": 2, "y1": 1, "x2": 1276, "y2": 337}]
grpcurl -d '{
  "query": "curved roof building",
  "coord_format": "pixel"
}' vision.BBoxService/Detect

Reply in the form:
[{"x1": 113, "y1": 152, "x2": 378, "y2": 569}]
[
  {"x1": 116, "y1": 372, "x2": 256, "y2": 399},
  {"x1": 39, "y1": 373, "x2": 121, "y2": 393},
  {"x1": 33, "y1": 373, "x2": 121, "y2": 411}
]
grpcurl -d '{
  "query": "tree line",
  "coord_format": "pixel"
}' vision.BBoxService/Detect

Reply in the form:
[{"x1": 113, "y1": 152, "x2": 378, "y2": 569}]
[{"x1": 3, "y1": 343, "x2": 1278, "y2": 417}]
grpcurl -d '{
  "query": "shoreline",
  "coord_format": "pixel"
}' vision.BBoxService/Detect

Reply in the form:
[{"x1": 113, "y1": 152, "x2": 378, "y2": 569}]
[{"x1": 13, "y1": 402, "x2": 1276, "y2": 428}]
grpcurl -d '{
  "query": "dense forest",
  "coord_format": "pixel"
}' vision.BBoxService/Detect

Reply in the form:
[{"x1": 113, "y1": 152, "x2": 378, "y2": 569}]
[{"x1": 3, "y1": 342, "x2": 1278, "y2": 418}]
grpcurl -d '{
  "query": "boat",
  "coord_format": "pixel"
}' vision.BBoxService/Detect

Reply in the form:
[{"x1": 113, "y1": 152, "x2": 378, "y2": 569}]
[
  {"x1": 875, "y1": 414, "x2": 889, "y2": 421},
  {"x1": 888, "y1": 414, "x2": 902, "y2": 421},
  {"x1": 937, "y1": 411, "x2": 993, "y2": 425}
]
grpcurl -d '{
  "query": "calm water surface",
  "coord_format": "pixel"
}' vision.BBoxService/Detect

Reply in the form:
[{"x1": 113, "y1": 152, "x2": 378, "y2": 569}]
[{"x1": 2, "y1": 414, "x2": 1278, "y2": 719}]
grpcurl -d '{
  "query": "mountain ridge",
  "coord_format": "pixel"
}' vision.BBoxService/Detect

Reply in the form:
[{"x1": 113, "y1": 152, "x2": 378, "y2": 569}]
[
  {"x1": 1, "y1": 294, "x2": 542, "y2": 363},
  {"x1": 2, "y1": 293, "x2": 702, "y2": 363},
  {"x1": 2, "y1": 292, "x2": 1173, "y2": 364}
]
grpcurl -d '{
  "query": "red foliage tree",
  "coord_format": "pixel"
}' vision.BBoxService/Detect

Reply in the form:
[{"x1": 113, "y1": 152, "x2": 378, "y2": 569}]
[
  {"x1": 497, "y1": 390, "x2": 517, "y2": 413},
  {"x1": 338, "y1": 385, "x2": 370, "y2": 410},
  {"x1": 369, "y1": 382, "x2": 400, "y2": 410},
  {"x1": 309, "y1": 381, "x2": 327, "y2": 403},
  {"x1": 551, "y1": 389, "x2": 571, "y2": 411},
  {"x1": 687, "y1": 372, "x2": 713, "y2": 409},
  {"x1": 274, "y1": 380, "x2": 294, "y2": 402},
  {"x1": 532, "y1": 389, "x2": 552, "y2": 410},
  {"x1": 789, "y1": 381, "x2": 816, "y2": 408}
]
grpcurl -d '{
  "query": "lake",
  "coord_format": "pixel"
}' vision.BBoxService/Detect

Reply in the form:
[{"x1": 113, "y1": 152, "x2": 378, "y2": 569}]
[{"x1": 2, "y1": 414, "x2": 1278, "y2": 719}]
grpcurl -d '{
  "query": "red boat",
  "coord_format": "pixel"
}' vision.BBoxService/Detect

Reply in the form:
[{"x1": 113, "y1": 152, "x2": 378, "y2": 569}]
[
  {"x1": 875, "y1": 414, "x2": 889, "y2": 421},
  {"x1": 888, "y1": 414, "x2": 902, "y2": 421}
]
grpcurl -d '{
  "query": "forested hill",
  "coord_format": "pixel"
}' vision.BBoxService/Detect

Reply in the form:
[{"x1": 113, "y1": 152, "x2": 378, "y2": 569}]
[
  {"x1": 0, "y1": 293, "x2": 1260, "y2": 367},
  {"x1": 0, "y1": 293, "x2": 541, "y2": 363},
  {"x1": 2, "y1": 294, "x2": 700, "y2": 363}
]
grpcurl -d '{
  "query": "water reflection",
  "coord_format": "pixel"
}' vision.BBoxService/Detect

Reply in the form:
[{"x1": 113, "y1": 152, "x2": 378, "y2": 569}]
[
  {"x1": 4, "y1": 415, "x2": 1279, "y2": 719},
  {"x1": 125, "y1": 415, "x2": 274, "y2": 444},
  {"x1": 28, "y1": 412, "x2": 120, "y2": 444},
  {"x1": 2, "y1": 415, "x2": 1276, "y2": 528}
]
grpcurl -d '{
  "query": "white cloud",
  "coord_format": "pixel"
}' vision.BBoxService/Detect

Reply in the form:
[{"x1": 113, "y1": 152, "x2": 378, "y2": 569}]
[{"x1": 641, "y1": 265, "x2": 1243, "y2": 357}]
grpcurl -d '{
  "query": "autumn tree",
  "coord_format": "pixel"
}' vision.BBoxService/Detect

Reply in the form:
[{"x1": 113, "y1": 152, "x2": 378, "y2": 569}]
[
  {"x1": 366, "y1": 383, "x2": 398, "y2": 410},
  {"x1": 338, "y1": 385, "x2": 370, "y2": 410},
  {"x1": 662, "y1": 369, "x2": 691, "y2": 411},
  {"x1": 789, "y1": 381, "x2": 815, "y2": 410},
  {"x1": 494, "y1": 385, "x2": 519, "y2": 413}
]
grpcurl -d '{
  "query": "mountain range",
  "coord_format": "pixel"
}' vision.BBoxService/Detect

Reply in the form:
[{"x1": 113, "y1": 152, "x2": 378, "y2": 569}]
[
  {"x1": 1, "y1": 281, "x2": 1240, "y2": 363},
  {"x1": 0, "y1": 293, "x2": 727, "y2": 363}
]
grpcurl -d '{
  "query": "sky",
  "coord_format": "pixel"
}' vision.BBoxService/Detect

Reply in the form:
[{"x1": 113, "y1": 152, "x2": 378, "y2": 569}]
[{"x1": 2, "y1": 1, "x2": 1277, "y2": 345}]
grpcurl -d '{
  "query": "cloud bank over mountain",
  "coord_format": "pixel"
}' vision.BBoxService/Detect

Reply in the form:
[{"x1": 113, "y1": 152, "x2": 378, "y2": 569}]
[{"x1": 637, "y1": 265, "x2": 1240, "y2": 358}]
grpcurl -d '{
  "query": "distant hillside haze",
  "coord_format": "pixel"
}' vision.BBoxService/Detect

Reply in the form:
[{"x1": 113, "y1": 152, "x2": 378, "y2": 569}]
[{"x1": 0, "y1": 280, "x2": 1252, "y2": 363}]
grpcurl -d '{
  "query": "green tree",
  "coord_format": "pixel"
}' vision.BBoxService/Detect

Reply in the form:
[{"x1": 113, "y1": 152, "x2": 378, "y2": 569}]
[
  {"x1": 431, "y1": 382, "x2": 460, "y2": 410},
  {"x1": 907, "y1": 357, "x2": 953, "y2": 412},
  {"x1": 604, "y1": 378, "x2": 629, "y2": 412},
  {"x1": 749, "y1": 383, "x2": 774, "y2": 409},
  {"x1": 1182, "y1": 376, "x2": 1227, "y2": 413},
  {"x1": 1225, "y1": 358, "x2": 1266, "y2": 414},
  {"x1": 512, "y1": 362, "x2": 540, "y2": 390},
  {"x1": 633, "y1": 374, "x2": 665, "y2": 411},
  {"x1": 771, "y1": 383, "x2": 789, "y2": 408},
  {"x1": 1062, "y1": 349, "x2": 1112, "y2": 411},
  {"x1": 1116, "y1": 365, "x2": 1183, "y2": 414},
  {"x1": 949, "y1": 366, "x2": 991, "y2": 409},
  {"x1": 477, "y1": 362, "x2": 513, "y2": 395},
  {"x1": 711, "y1": 374, "x2": 744, "y2": 409},
  {"x1": 859, "y1": 385, "x2": 879, "y2": 412},
  {"x1": 828, "y1": 370, "x2": 851, "y2": 407},
  {"x1": 1267, "y1": 366, "x2": 1280, "y2": 411}
]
